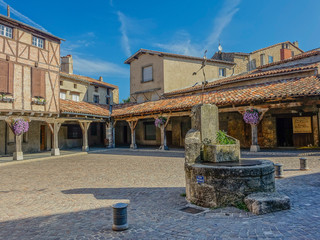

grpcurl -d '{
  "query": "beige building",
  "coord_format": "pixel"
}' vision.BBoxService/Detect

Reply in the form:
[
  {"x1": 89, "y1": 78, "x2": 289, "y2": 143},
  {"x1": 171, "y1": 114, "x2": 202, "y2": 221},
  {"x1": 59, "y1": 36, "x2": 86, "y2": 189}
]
[
  {"x1": 125, "y1": 49, "x2": 236, "y2": 103},
  {"x1": 60, "y1": 55, "x2": 119, "y2": 105}
]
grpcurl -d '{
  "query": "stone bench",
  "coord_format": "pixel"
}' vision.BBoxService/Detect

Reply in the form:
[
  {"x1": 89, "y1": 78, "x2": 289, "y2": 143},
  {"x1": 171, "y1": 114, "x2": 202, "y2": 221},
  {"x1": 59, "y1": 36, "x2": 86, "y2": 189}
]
[{"x1": 244, "y1": 192, "x2": 290, "y2": 215}]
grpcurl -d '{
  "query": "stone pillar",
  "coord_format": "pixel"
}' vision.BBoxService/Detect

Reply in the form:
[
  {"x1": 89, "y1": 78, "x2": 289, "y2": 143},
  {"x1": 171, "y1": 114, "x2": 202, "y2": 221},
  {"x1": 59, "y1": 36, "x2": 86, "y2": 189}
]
[
  {"x1": 79, "y1": 121, "x2": 91, "y2": 152},
  {"x1": 159, "y1": 125, "x2": 169, "y2": 150},
  {"x1": 13, "y1": 134, "x2": 23, "y2": 160},
  {"x1": 250, "y1": 124, "x2": 260, "y2": 152},
  {"x1": 105, "y1": 122, "x2": 114, "y2": 148},
  {"x1": 51, "y1": 123, "x2": 61, "y2": 156}
]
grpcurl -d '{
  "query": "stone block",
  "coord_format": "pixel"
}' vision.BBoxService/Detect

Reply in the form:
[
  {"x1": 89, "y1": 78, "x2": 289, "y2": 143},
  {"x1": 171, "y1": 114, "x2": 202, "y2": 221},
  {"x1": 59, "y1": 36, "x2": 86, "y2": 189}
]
[
  {"x1": 51, "y1": 148, "x2": 60, "y2": 156},
  {"x1": 244, "y1": 192, "x2": 290, "y2": 215},
  {"x1": 13, "y1": 151, "x2": 23, "y2": 160},
  {"x1": 185, "y1": 129, "x2": 201, "y2": 164},
  {"x1": 203, "y1": 143, "x2": 240, "y2": 163}
]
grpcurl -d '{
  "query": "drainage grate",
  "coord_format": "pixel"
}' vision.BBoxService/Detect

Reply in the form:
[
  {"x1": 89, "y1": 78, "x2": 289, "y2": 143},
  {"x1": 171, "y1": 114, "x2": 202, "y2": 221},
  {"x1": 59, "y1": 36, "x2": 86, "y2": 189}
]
[{"x1": 180, "y1": 207, "x2": 204, "y2": 214}]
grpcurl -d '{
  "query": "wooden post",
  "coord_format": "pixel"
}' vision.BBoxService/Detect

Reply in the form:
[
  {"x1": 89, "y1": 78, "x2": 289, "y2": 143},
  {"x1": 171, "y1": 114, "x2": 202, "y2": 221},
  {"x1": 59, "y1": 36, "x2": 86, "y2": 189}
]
[
  {"x1": 159, "y1": 116, "x2": 170, "y2": 150},
  {"x1": 47, "y1": 122, "x2": 61, "y2": 156},
  {"x1": 127, "y1": 120, "x2": 138, "y2": 149},
  {"x1": 79, "y1": 121, "x2": 91, "y2": 152}
]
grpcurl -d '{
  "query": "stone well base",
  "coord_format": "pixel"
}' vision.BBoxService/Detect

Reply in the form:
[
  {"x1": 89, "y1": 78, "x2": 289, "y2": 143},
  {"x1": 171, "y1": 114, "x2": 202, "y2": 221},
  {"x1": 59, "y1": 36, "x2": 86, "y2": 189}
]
[{"x1": 185, "y1": 159, "x2": 275, "y2": 208}]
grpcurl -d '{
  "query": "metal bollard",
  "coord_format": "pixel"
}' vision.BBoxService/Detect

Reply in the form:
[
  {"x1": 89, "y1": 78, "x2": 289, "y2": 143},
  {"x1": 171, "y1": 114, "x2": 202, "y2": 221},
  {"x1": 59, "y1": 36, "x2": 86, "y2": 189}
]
[
  {"x1": 299, "y1": 157, "x2": 309, "y2": 171},
  {"x1": 112, "y1": 203, "x2": 128, "y2": 231},
  {"x1": 274, "y1": 163, "x2": 283, "y2": 178}
]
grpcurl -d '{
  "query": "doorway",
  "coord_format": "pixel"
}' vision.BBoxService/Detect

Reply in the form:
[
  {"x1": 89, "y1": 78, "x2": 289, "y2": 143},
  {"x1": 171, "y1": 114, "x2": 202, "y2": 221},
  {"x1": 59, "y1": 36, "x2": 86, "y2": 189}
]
[
  {"x1": 123, "y1": 125, "x2": 128, "y2": 144},
  {"x1": 276, "y1": 118, "x2": 293, "y2": 147},
  {"x1": 40, "y1": 125, "x2": 46, "y2": 151}
]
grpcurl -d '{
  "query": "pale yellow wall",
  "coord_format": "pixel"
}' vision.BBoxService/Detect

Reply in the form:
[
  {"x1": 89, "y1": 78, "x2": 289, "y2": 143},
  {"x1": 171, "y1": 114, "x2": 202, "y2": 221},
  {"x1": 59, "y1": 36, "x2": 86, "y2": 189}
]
[
  {"x1": 0, "y1": 25, "x2": 60, "y2": 113},
  {"x1": 60, "y1": 76, "x2": 88, "y2": 101},
  {"x1": 163, "y1": 57, "x2": 233, "y2": 93},
  {"x1": 250, "y1": 44, "x2": 303, "y2": 69},
  {"x1": 130, "y1": 54, "x2": 164, "y2": 102},
  {"x1": 233, "y1": 55, "x2": 249, "y2": 74}
]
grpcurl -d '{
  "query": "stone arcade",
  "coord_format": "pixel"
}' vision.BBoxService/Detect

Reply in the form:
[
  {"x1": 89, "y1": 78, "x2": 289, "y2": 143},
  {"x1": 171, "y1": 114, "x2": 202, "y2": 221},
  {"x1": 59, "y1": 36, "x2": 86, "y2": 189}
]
[{"x1": 184, "y1": 104, "x2": 290, "y2": 213}]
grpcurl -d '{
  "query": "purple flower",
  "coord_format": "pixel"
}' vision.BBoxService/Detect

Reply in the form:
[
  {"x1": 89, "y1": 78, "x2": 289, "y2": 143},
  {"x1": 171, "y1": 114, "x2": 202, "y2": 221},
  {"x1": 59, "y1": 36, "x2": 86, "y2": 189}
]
[
  {"x1": 243, "y1": 109, "x2": 260, "y2": 125},
  {"x1": 155, "y1": 117, "x2": 167, "y2": 128},
  {"x1": 12, "y1": 119, "x2": 29, "y2": 136}
]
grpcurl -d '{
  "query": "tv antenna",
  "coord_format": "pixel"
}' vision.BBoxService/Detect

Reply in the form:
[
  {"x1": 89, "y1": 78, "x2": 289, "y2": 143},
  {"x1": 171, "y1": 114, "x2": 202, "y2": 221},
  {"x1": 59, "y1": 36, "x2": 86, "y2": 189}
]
[{"x1": 193, "y1": 50, "x2": 208, "y2": 104}]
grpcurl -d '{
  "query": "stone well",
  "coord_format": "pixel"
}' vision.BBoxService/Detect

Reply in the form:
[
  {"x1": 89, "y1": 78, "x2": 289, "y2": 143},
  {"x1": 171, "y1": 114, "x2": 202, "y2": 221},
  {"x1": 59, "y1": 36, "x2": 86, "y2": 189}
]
[{"x1": 185, "y1": 104, "x2": 275, "y2": 208}]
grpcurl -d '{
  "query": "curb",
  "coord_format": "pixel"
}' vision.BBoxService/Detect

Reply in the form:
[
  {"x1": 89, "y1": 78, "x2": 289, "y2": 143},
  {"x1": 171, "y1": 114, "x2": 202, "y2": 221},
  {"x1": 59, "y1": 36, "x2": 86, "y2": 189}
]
[{"x1": 0, "y1": 151, "x2": 88, "y2": 167}]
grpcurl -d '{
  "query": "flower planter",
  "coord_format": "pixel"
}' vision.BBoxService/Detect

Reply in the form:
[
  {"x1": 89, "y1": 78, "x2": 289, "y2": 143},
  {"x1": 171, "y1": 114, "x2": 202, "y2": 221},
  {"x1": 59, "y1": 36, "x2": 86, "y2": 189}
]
[
  {"x1": 0, "y1": 97, "x2": 14, "y2": 103},
  {"x1": 31, "y1": 100, "x2": 46, "y2": 105}
]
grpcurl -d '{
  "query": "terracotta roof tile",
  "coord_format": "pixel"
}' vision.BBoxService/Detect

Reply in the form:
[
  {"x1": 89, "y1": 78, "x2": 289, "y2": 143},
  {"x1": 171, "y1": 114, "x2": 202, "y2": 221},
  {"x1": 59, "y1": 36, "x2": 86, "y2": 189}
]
[
  {"x1": 164, "y1": 63, "x2": 318, "y2": 96},
  {"x1": 60, "y1": 99, "x2": 110, "y2": 117},
  {"x1": 112, "y1": 76, "x2": 320, "y2": 117}
]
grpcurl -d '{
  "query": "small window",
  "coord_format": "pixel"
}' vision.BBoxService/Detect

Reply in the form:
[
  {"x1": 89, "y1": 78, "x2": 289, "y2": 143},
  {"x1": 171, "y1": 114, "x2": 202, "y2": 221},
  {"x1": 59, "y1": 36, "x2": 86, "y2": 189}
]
[
  {"x1": 32, "y1": 36, "x2": 44, "y2": 48},
  {"x1": 291, "y1": 51, "x2": 295, "y2": 57},
  {"x1": 260, "y1": 54, "x2": 265, "y2": 65},
  {"x1": 60, "y1": 81, "x2": 63, "y2": 86},
  {"x1": 0, "y1": 24, "x2": 12, "y2": 38},
  {"x1": 71, "y1": 93, "x2": 79, "y2": 102},
  {"x1": 250, "y1": 59, "x2": 256, "y2": 70},
  {"x1": 93, "y1": 95, "x2": 99, "y2": 103},
  {"x1": 60, "y1": 91, "x2": 66, "y2": 99},
  {"x1": 107, "y1": 88, "x2": 110, "y2": 96},
  {"x1": 74, "y1": 84, "x2": 77, "y2": 89},
  {"x1": 268, "y1": 56, "x2": 274, "y2": 63},
  {"x1": 219, "y1": 68, "x2": 226, "y2": 77},
  {"x1": 142, "y1": 66, "x2": 153, "y2": 82},
  {"x1": 67, "y1": 124, "x2": 82, "y2": 139},
  {"x1": 144, "y1": 122, "x2": 156, "y2": 140},
  {"x1": 106, "y1": 97, "x2": 110, "y2": 105},
  {"x1": 94, "y1": 86, "x2": 99, "y2": 93}
]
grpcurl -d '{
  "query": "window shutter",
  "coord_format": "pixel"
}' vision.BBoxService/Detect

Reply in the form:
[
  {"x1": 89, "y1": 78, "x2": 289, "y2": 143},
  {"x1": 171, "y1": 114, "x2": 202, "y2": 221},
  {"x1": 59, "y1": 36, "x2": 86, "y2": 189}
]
[
  {"x1": 0, "y1": 61, "x2": 9, "y2": 93},
  {"x1": 32, "y1": 68, "x2": 45, "y2": 98},
  {"x1": 143, "y1": 66, "x2": 152, "y2": 82},
  {"x1": 7, "y1": 62, "x2": 13, "y2": 94}
]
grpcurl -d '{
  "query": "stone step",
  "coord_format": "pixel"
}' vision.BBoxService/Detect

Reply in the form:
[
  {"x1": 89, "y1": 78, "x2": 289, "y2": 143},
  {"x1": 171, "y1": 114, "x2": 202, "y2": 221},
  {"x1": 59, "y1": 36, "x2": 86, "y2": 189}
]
[{"x1": 244, "y1": 192, "x2": 290, "y2": 215}]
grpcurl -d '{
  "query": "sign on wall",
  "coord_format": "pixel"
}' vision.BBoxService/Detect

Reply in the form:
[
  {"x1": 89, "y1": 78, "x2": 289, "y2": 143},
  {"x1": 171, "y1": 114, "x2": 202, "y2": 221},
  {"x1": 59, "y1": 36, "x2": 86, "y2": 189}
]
[{"x1": 292, "y1": 117, "x2": 312, "y2": 134}]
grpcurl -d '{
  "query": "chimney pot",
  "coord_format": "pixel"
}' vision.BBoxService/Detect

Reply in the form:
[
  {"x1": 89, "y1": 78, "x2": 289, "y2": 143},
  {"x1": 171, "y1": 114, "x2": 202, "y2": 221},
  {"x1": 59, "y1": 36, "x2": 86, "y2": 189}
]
[
  {"x1": 293, "y1": 41, "x2": 299, "y2": 48},
  {"x1": 99, "y1": 76, "x2": 103, "y2": 81},
  {"x1": 7, "y1": 5, "x2": 10, "y2": 18}
]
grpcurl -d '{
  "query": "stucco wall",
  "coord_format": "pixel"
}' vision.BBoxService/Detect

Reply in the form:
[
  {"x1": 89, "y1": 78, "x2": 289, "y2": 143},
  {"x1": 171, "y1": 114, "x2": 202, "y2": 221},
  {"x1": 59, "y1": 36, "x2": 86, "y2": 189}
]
[{"x1": 60, "y1": 76, "x2": 88, "y2": 101}]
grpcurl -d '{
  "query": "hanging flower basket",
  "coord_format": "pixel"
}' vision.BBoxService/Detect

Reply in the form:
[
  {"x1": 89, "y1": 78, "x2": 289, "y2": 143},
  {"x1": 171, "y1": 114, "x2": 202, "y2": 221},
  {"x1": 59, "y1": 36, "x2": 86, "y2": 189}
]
[
  {"x1": 243, "y1": 108, "x2": 261, "y2": 125},
  {"x1": 155, "y1": 116, "x2": 167, "y2": 128},
  {"x1": 12, "y1": 118, "x2": 29, "y2": 136}
]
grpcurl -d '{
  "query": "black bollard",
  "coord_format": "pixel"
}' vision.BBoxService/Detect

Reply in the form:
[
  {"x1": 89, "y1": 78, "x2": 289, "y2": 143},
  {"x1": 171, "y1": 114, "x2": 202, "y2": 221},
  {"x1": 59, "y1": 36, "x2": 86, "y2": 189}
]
[
  {"x1": 299, "y1": 157, "x2": 309, "y2": 171},
  {"x1": 274, "y1": 163, "x2": 283, "y2": 178},
  {"x1": 112, "y1": 203, "x2": 128, "y2": 231}
]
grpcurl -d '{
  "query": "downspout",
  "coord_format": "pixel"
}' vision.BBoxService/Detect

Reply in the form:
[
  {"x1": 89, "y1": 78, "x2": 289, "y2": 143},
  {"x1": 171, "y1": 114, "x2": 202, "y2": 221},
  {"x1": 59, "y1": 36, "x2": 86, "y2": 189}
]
[{"x1": 5, "y1": 123, "x2": 7, "y2": 155}]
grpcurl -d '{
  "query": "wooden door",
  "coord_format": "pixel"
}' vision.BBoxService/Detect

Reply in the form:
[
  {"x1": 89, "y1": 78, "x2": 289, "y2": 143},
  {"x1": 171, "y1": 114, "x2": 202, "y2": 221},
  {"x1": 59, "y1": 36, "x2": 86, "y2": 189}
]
[{"x1": 40, "y1": 125, "x2": 46, "y2": 151}]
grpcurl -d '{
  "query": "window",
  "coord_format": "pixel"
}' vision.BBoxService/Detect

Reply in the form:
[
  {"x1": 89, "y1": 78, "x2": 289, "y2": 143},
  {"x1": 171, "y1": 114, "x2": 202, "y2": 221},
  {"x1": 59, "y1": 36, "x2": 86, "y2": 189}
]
[
  {"x1": 268, "y1": 56, "x2": 274, "y2": 63},
  {"x1": 67, "y1": 124, "x2": 82, "y2": 139},
  {"x1": 219, "y1": 68, "x2": 226, "y2": 77},
  {"x1": 32, "y1": 36, "x2": 44, "y2": 48},
  {"x1": 93, "y1": 95, "x2": 99, "y2": 103},
  {"x1": 144, "y1": 122, "x2": 156, "y2": 140},
  {"x1": 94, "y1": 86, "x2": 99, "y2": 93},
  {"x1": 250, "y1": 59, "x2": 256, "y2": 70},
  {"x1": 0, "y1": 24, "x2": 12, "y2": 38},
  {"x1": 60, "y1": 91, "x2": 66, "y2": 99},
  {"x1": 32, "y1": 68, "x2": 45, "y2": 98},
  {"x1": 260, "y1": 54, "x2": 265, "y2": 65},
  {"x1": 291, "y1": 51, "x2": 295, "y2": 57},
  {"x1": 60, "y1": 81, "x2": 63, "y2": 86},
  {"x1": 107, "y1": 88, "x2": 110, "y2": 96},
  {"x1": 142, "y1": 66, "x2": 153, "y2": 82},
  {"x1": 106, "y1": 97, "x2": 110, "y2": 105},
  {"x1": 71, "y1": 93, "x2": 79, "y2": 102},
  {"x1": 74, "y1": 84, "x2": 77, "y2": 89},
  {"x1": 90, "y1": 123, "x2": 97, "y2": 136}
]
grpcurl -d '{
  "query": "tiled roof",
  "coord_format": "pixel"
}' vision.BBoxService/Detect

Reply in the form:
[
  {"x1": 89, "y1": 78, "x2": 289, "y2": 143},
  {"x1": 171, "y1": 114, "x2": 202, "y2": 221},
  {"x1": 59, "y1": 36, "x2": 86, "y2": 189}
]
[
  {"x1": 250, "y1": 41, "x2": 303, "y2": 54},
  {"x1": 60, "y1": 99, "x2": 110, "y2": 117},
  {"x1": 257, "y1": 50, "x2": 320, "y2": 69},
  {"x1": 60, "y1": 72, "x2": 118, "y2": 89},
  {"x1": 124, "y1": 49, "x2": 236, "y2": 65},
  {"x1": 164, "y1": 63, "x2": 318, "y2": 96},
  {"x1": 112, "y1": 76, "x2": 320, "y2": 117}
]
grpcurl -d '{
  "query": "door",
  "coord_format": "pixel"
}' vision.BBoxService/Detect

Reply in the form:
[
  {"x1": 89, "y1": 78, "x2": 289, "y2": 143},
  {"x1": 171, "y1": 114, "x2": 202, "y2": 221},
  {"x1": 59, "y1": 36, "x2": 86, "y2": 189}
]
[
  {"x1": 276, "y1": 118, "x2": 293, "y2": 147},
  {"x1": 40, "y1": 125, "x2": 46, "y2": 151},
  {"x1": 123, "y1": 125, "x2": 128, "y2": 144}
]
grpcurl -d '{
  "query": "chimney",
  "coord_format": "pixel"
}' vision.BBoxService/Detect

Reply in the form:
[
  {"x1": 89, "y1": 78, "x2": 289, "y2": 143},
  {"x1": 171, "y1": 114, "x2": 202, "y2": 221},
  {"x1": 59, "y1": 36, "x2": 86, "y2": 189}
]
[
  {"x1": 99, "y1": 76, "x2": 103, "y2": 81},
  {"x1": 293, "y1": 41, "x2": 299, "y2": 48},
  {"x1": 280, "y1": 44, "x2": 291, "y2": 61},
  {"x1": 7, "y1": 5, "x2": 10, "y2": 18},
  {"x1": 61, "y1": 55, "x2": 73, "y2": 74}
]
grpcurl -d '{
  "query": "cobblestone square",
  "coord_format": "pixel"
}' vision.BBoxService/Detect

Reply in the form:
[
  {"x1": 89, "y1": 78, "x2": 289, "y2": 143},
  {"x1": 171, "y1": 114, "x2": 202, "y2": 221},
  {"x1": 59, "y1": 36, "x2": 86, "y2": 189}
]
[{"x1": 0, "y1": 149, "x2": 320, "y2": 239}]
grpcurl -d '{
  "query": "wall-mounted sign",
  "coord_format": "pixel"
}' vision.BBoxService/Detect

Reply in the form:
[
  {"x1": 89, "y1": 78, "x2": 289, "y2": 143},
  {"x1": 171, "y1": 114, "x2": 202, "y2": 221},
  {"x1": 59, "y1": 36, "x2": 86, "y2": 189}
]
[
  {"x1": 292, "y1": 117, "x2": 312, "y2": 134},
  {"x1": 196, "y1": 176, "x2": 204, "y2": 184}
]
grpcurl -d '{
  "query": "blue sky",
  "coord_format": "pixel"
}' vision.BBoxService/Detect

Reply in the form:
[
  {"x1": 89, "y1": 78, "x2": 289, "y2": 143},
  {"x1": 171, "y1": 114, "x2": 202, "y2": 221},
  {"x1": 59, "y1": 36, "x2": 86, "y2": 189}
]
[{"x1": 0, "y1": 0, "x2": 319, "y2": 101}]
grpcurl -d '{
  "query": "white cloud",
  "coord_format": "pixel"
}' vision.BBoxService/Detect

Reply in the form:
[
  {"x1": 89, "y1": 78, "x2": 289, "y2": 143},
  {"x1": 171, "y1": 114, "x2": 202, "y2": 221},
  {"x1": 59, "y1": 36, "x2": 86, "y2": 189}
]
[
  {"x1": 0, "y1": 0, "x2": 47, "y2": 32},
  {"x1": 117, "y1": 11, "x2": 131, "y2": 57},
  {"x1": 73, "y1": 56, "x2": 129, "y2": 77},
  {"x1": 155, "y1": 0, "x2": 241, "y2": 57}
]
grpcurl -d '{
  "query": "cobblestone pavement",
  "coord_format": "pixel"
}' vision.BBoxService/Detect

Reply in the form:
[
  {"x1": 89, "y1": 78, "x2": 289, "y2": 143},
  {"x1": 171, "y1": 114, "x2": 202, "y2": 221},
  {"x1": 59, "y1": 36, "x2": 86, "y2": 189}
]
[{"x1": 0, "y1": 149, "x2": 320, "y2": 239}]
